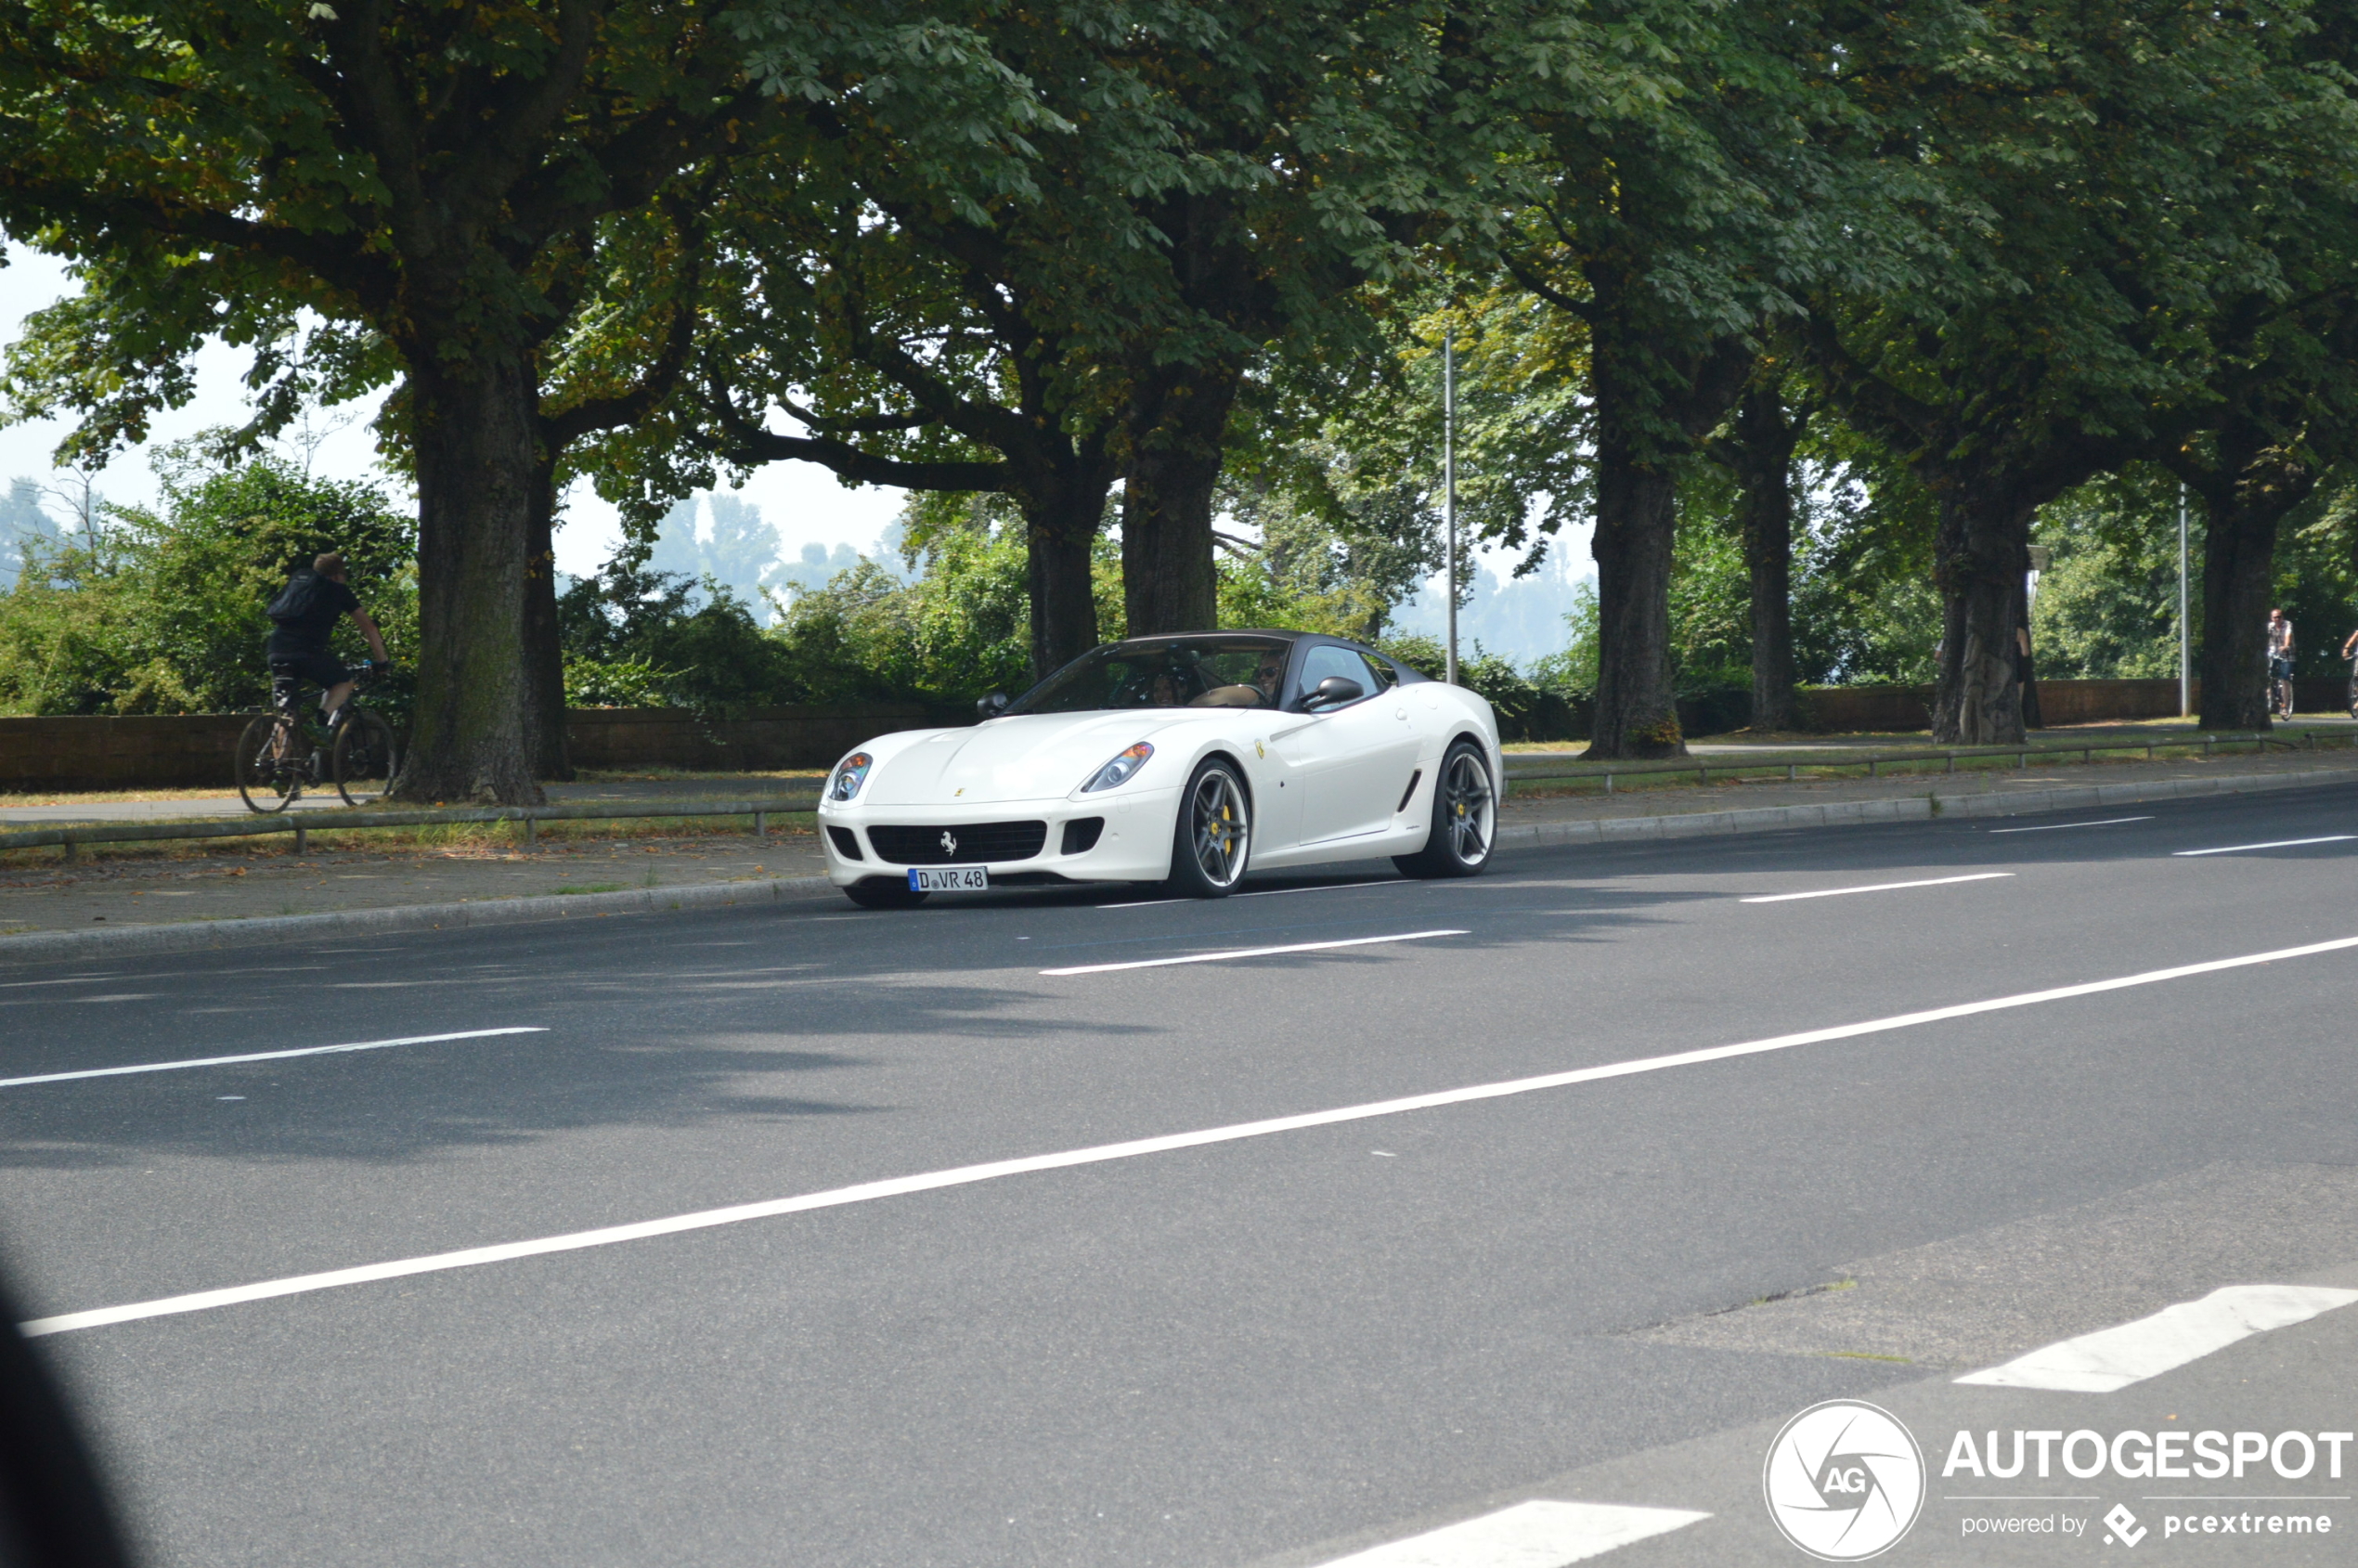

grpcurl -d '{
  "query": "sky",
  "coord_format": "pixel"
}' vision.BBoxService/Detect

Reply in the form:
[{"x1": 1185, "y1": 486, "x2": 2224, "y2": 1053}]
[{"x1": 0, "y1": 241, "x2": 1586, "y2": 658}]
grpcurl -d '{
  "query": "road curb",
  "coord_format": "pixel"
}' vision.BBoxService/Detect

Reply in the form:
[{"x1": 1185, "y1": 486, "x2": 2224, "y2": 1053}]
[
  {"x1": 1493, "y1": 762, "x2": 2355, "y2": 849},
  {"x1": 1, "y1": 763, "x2": 2350, "y2": 966}
]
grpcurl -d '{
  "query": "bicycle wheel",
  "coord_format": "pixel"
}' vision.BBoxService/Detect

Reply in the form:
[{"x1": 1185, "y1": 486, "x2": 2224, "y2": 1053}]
[
  {"x1": 332, "y1": 708, "x2": 397, "y2": 807},
  {"x1": 235, "y1": 714, "x2": 304, "y2": 813}
]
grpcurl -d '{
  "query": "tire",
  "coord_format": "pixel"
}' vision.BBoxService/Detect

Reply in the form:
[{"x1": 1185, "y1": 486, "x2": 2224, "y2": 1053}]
[
  {"x1": 235, "y1": 714, "x2": 304, "y2": 814},
  {"x1": 332, "y1": 709, "x2": 398, "y2": 807},
  {"x1": 1393, "y1": 740, "x2": 1496, "y2": 878},
  {"x1": 1166, "y1": 758, "x2": 1251, "y2": 897},
  {"x1": 843, "y1": 878, "x2": 929, "y2": 910}
]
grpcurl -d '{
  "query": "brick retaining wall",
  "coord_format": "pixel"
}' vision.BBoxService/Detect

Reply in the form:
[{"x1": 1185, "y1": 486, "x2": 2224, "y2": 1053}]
[{"x1": 0, "y1": 704, "x2": 952, "y2": 792}]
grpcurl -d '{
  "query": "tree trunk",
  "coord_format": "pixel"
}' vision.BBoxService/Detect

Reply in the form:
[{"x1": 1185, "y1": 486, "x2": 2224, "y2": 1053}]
[
  {"x1": 1725, "y1": 387, "x2": 1802, "y2": 733},
  {"x1": 1122, "y1": 363, "x2": 1240, "y2": 636},
  {"x1": 2196, "y1": 475, "x2": 2306, "y2": 731},
  {"x1": 522, "y1": 449, "x2": 573, "y2": 781},
  {"x1": 396, "y1": 354, "x2": 547, "y2": 805},
  {"x1": 1022, "y1": 477, "x2": 1114, "y2": 680},
  {"x1": 1928, "y1": 480, "x2": 2030, "y2": 745},
  {"x1": 1586, "y1": 430, "x2": 1685, "y2": 758}
]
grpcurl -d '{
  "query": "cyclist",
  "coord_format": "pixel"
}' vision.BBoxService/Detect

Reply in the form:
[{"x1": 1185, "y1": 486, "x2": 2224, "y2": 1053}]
[
  {"x1": 265, "y1": 551, "x2": 389, "y2": 729},
  {"x1": 2266, "y1": 607, "x2": 2296, "y2": 720}
]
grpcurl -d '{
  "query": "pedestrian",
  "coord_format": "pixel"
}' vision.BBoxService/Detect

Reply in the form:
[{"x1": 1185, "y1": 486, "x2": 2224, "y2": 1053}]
[
  {"x1": 2015, "y1": 624, "x2": 2043, "y2": 729},
  {"x1": 2267, "y1": 607, "x2": 2296, "y2": 720}
]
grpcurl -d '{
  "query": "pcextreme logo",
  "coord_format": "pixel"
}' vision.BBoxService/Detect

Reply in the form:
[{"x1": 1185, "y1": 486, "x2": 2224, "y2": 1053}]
[{"x1": 1764, "y1": 1400, "x2": 1927, "y2": 1561}]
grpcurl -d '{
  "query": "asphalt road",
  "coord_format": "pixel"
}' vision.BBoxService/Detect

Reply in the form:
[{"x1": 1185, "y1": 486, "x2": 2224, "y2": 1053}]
[{"x1": 3, "y1": 784, "x2": 2355, "y2": 1567}]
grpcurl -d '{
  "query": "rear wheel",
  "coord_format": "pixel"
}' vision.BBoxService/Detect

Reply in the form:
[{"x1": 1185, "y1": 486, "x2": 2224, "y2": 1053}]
[
  {"x1": 1166, "y1": 758, "x2": 1250, "y2": 897},
  {"x1": 1394, "y1": 740, "x2": 1495, "y2": 878},
  {"x1": 843, "y1": 878, "x2": 929, "y2": 910},
  {"x1": 235, "y1": 714, "x2": 303, "y2": 814},
  {"x1": 332, "y1": 709, "x2": 397, "y2": 807}
]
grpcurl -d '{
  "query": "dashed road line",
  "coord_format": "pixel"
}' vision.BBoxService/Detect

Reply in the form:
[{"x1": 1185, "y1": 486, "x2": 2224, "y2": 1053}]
[
  {"x1": 1039, "y1": 929, "x2": 1465, "y2": 976},
  {"x1": 1310, "y1": 1500, "x2": 1709, "y2": 1566},
  {"x1": 1741, "y1": 873, "x2": 2013, "y2": 904},
  {"x1": 1956, "y1": 1285, "x2": 2358, "y2": 1393},
  {"x1": 0, "y1": 1028, "x2": 549, "y2": 1091},
  {"x1": 2174, "y1": 836, "x2": 2356, "y2": 857},
  {"x1": 1989, "y1": 816, "x2": 2153, "y2": 834}
]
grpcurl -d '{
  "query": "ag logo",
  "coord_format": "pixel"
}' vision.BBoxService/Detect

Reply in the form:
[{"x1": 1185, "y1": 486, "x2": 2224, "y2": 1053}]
[{"x1": 1763, "y1": 1399, "x2": 1924, "y2": 1561}]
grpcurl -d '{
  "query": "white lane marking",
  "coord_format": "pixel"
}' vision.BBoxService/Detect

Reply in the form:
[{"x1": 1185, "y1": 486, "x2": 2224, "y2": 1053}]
[
  {"x1": 1040, "y1": 930, "x2": 1465, "y2": 976},
  {"x1": 1098, "y1": 897, "x2": 1187, "y2": 910},
  {"x1": 1742, "y1": 873, "x2": 2014, "y2": 904},
  {"x1": 1955, "y1": 1285, "x2": 2358, "y2": 1393},
  {"x1": 1312, "y1": 1500, "x2": 1710, "y2": 1566},
  {"x1": 27, "y1": 932, "x2": 2358, "y2": 1338},
  {"x1": 1989, "y1": 816, "x2": 2153, "y2": 834},
  {"x1": 2174, "y1": 835, "x2": 2356, "y2": 857},
  {"x1": 0, "y1": 1029, "x2": 548, "y2": 1091},
  {"x1": 1236, "y1": 879, "x2": 1409, "y2": 900}
]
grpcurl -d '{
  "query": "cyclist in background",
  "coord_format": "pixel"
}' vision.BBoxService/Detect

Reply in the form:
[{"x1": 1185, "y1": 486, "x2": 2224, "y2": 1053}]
[
  {"x1": 2266, "y1": 607, "x2": 2296, "y2": 720},
  {"x1": 2339, "y1": 622, "x2": 2358, "y2": 718},
  {"x1": 265, "y1": 551, "x2": 389, "y2": 724}
]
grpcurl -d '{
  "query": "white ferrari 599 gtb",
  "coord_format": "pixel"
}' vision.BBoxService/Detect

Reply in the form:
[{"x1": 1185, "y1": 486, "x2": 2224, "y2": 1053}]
[{"x1": 816, "y1": 630, "x2": 1503, "y2": 909}]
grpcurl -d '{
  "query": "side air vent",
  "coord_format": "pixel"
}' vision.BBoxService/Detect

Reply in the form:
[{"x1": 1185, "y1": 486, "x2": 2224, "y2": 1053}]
[
  {"x1": 1061, "y1": 817, "x2": 1106, "y2": 855},
  {"x1": 826, "y1": 826, "x2": 863, "y2": 861},
  {"x1": 1395, "y1": 771, "x2": 1422, "y2": 813}
]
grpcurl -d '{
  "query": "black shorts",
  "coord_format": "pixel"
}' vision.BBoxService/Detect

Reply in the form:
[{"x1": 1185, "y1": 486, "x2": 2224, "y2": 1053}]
[{"x1": 269, "y1": 652, "x2": 351, "y2": 691}]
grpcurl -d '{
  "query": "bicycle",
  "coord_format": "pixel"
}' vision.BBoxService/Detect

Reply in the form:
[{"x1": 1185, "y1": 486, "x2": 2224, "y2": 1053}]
[
  {"x1": 2346, "y1": 654, "x2": 2358, "y2": 719},
  {"x1": 236, "y1": 661, "x2": 398, "y2": 812},
  {"x1": 2271, "y1": 657, "x2": 2298, "y2": 723}
]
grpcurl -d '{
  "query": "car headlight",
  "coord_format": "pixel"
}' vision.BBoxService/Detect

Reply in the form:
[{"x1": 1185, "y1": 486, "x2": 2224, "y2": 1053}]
[
  {"x1": 827, "y1": 751, "x2": 874, "y2": 802},
  {"x1": 1082, "y1": 741, "x2": 1154, "y2": 793}
]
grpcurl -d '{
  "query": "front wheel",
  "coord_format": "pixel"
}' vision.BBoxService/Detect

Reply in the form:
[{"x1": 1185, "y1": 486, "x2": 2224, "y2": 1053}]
[
  {"x1": 1394, "y1": 740, "x2": 1496, "y2": 879},
  {"x1": 1166, "y1": 758, "x2": 1251, "y2": 897},
  {"x1": 235, "y1": 714, "x2": 303, "y2": 814},
  {"x1": 332, "y1": 709, "x2": 397, "y2": 807}
]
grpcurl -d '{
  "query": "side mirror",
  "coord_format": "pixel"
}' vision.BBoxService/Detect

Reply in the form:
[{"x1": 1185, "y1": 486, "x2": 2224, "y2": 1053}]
[
  {"x1": 976, "y1": 692, "x2": 1009, "y2": 721},
  {"x1": 1301, "y1": 676, "x2": 1364, "y2": 711}
]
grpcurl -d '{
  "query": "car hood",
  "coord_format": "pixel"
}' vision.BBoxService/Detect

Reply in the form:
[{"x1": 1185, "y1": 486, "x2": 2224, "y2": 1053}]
[{"x1": 864, "y1": 711, "x2": 1213, "y2": 806}]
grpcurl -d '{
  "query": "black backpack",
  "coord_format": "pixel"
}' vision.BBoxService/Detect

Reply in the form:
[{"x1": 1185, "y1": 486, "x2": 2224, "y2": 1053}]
[{"x1": 266, "y1": 569, "x2": 326, "y2": 625}]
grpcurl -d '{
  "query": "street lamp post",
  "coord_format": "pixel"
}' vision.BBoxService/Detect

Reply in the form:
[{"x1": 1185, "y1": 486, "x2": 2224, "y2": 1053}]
[
  {"x1": 2178, "y1": 484, "x2": 2191, "y2": 718},
  {"x1": 1444, "y1": 325, "x2": 1458, "y2": 686}
]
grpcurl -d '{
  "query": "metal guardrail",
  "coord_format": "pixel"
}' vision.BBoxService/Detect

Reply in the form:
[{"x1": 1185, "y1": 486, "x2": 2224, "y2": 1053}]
[
  {"x1": 1504, "y1": 731, "x2": 2349, "y2": 794},
  {"x1": 0, "y1": 795, "x2": 823, "y2": 858}
]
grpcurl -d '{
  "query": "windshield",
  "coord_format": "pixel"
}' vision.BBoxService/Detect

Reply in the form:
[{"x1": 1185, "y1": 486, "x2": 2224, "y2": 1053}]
[{"x1": 1007, "y1": 637, "x2": 1291, "y2": 715}]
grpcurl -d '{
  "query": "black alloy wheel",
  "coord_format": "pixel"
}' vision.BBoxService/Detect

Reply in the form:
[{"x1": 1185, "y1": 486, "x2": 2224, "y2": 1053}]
[
  {"x1": 1165, "y1": 758, "x2": 1250, "y2": 897},
  {"x1": 1394, "y1": 739, "x2": 1495, "y2": 878}
]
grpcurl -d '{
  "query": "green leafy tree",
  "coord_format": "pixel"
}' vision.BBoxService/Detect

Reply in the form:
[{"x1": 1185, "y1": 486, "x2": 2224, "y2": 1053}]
[
  {"x1": 0, "y1": 454, "x2": 416, "y2": 716},
  {"x1": 0, "y1": 0, "x2": 1049, "y2": 797}
]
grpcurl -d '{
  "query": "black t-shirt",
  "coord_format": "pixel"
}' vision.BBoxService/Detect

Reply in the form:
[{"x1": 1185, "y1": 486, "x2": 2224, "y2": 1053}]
[{"x1": 266, "y1": 571, "x2": 361, "y2": 656}]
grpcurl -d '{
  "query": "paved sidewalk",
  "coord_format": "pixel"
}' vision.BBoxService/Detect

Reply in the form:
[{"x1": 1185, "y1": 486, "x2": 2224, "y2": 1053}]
[{"x1": 1, "y1": 745, "x2": 2352, "y2": 945}]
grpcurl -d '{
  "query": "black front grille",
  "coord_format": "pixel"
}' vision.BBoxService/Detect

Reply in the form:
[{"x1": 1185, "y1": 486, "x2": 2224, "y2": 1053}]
[
  {"x1": 1061, "y1": 817, "x2": 1105, "y2": 854},
  {"x1": 868, "y1": 821, "x2": 1047, "y2": 864},
  {"x1": 826, "y1": 825, "x2": 863, "y2": 861}
]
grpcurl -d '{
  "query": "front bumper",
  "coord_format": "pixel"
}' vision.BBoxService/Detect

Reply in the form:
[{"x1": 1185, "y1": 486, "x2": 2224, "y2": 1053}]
[{"x1": 817, "y1": 787, "x2": 1179, "y2": 888}]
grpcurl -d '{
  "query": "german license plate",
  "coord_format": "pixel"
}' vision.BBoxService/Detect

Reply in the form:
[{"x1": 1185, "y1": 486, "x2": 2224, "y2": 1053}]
[{"x1": 911, "y1": 865, "x2": 989, "y2": 892}]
